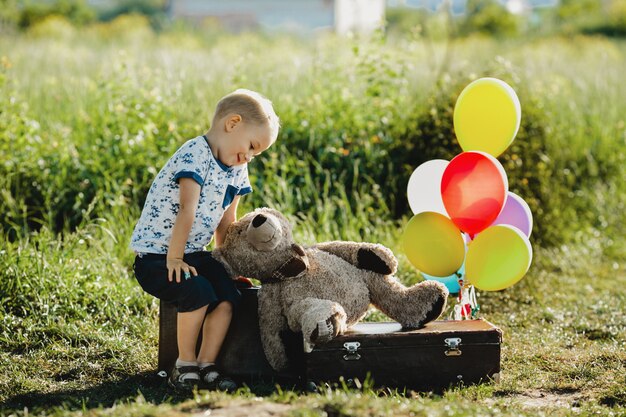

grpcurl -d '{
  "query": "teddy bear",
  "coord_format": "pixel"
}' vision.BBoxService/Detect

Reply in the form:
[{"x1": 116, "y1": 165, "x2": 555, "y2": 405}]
[{"x1": 213, "y1": 207, "x2": 448, "y2": 371}]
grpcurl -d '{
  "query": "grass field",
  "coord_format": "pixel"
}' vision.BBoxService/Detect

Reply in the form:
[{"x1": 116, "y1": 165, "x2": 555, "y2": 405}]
[
  {"x1": 0, "y1": 21, "x2": 625, "y2": 416},
  {"x1": 0, "y1": 218, "x2": 624, "y2": 416}
]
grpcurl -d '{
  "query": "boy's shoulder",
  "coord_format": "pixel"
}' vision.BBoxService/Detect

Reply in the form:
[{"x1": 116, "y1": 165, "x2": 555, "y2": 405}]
[
  {"x1": 170, "y1": 136, "x2": 207, "y2": 158},
  {"x1": 179, "y1": 135, "x2": 204, "y2": 149}
]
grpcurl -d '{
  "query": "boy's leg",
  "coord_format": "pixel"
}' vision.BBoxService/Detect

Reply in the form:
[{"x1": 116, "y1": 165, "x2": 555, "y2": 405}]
[
  {"x1": 197, "y1": 301, "x2": 233, "y2": 363},
  {"x1": 187, "y1": 251, "x2": 240, "y2": 391},
  {"x1": 133, "y1": 253, "x2": 218, "y2": 390},
  {"x1": 190, "y1": 251, "x2": 241, "y2": 364},
  {"x1": 133, "y1": 254, "x2": 218, "y2": 361},
  {"x1": 177, "y1": 305, "x2": 209, "y2": 362},
  {"x1": 196, "y1": 301, "x2": 237, "y2": 391}
]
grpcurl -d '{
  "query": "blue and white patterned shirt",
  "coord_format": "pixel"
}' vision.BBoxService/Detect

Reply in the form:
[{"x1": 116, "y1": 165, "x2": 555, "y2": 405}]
[{"x1": 130, "y1": 136, "x2": 252, "y2": 254}]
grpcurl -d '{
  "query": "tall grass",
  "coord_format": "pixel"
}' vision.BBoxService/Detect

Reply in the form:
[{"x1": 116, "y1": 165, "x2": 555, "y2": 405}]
[{"x1": 1, "y1": 31, "x2": 624, "y2": 250}]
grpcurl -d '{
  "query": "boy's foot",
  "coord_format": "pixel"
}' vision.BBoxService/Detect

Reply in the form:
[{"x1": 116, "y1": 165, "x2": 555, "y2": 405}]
[
  {"x1": 199, "y1": 364, "x2": 238, "y2": 392},
  {"x1": 168, "y1": 365, "x2": 200, "y2": 392}
]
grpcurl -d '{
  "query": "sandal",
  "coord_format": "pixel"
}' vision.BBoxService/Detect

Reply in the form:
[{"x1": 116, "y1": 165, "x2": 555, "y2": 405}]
[
  {"x1": 168, "y1": 365, "x2": 200, "y2": 391},
  {"x1": 199, "y1": 365, "x2": 237, "y2": 392}
]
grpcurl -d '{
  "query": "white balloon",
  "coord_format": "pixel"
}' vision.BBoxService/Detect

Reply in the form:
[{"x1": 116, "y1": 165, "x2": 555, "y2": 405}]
[{"x1": 407, "y1": 159, "x2": 449, "y2": 216}]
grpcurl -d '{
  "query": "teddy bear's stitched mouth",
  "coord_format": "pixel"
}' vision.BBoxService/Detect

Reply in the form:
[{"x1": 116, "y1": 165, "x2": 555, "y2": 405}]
[{"x1": 258, "y1": 230, "x2": 277, "y2": 244}]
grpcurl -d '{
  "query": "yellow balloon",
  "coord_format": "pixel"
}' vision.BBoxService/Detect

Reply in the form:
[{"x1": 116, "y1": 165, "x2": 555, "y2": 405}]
[
  {"x1": 402, "y1": 212, "x2": 465, "y2": 277},
  {"x1": 465, "y1": 225, "x2": 532, "y2": 291},
  {"x1": 453, "y1": 78, "x2": 521, "y2": 157}
]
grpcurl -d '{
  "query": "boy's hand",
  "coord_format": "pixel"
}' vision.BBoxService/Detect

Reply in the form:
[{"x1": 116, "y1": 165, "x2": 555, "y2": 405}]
[{"x1": 166, "y1": 257, "x2": 198, "y2": 283}]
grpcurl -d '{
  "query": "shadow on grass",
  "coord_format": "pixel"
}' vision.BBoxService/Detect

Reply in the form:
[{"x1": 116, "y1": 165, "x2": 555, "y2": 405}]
[
  {"x1": 1, "y1": 371, "x2": 177, "y2": 414},
  {"x1": 0, "y1": 371, "x2": 305, "y2": 414}
]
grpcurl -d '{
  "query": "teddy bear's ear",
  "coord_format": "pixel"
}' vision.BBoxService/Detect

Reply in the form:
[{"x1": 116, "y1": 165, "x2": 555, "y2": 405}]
[{"x1": 292, "y1": 244, "x2": 305, "y2": 256}]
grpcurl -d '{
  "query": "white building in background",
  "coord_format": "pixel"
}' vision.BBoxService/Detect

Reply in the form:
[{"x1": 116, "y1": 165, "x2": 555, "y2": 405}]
[
  {"x1": 167, "y1": 0, "x2": 385, "y2": 35},
  {"x1": 334, "y1": 0, "x2": 386, "y2": 34}
]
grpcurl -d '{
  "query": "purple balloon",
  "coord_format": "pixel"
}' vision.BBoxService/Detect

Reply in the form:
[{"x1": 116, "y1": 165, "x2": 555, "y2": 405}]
[{"x1": 492, "y1": 192, "x2": 533, "y2": 237}]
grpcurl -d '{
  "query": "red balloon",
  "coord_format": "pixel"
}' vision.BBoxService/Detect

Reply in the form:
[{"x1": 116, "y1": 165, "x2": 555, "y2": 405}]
[{"x1": 441, "y1": 151, "x2": 508, "y2": 235}]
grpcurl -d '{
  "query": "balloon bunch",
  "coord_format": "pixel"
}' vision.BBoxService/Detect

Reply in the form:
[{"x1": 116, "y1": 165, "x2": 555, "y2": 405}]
[{"x1": 402, "y1": 78, "x2": 533, "y2": 318}]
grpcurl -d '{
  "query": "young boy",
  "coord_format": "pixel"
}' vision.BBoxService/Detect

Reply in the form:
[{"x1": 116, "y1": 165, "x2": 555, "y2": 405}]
[{"x1": 130, "y1": 89, "x2": 280, "y2": 391}]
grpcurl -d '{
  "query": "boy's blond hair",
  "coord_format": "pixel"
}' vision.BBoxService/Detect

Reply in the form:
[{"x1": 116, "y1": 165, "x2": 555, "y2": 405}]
[{"x1": 214, "y1": 89, "x2": 280, "y2": 141}]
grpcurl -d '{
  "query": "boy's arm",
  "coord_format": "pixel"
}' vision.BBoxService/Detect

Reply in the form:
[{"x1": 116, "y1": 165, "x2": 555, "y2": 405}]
[
  {"x1": 167, "y1": 177, "x2": 201, "y2": 282},
  {"x1": 214, "y1": 195, "x2": 241, "y2": 247}
]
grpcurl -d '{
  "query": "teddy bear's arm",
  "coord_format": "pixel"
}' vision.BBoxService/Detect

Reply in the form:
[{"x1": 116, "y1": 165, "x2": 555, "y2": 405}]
[
  {"x1": 258, "y1": 285, "x2": 289, "y2": 371},
  {"x1": 313, "y1": 241, "x2": 398, "y2": 275}
]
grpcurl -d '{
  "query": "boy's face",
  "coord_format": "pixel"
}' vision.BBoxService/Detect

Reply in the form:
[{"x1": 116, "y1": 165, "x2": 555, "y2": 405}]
[{"x1": 220, "y1": 114, "x2": 274, "y2": 166}]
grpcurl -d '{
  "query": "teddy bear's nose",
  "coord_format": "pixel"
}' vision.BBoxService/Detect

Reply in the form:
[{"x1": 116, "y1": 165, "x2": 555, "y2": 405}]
[{"x1": 252, "y1": 214, "x2": 267, "y2": 228}]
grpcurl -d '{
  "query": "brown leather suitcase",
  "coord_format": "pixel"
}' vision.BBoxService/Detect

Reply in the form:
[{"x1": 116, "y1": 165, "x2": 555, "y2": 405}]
[
  {"x1": 158, "y1": 287, "x2": 501, "y2": 390},
  {"x1": 305, "y1": 319, "x2": 502, "y2": 390}
]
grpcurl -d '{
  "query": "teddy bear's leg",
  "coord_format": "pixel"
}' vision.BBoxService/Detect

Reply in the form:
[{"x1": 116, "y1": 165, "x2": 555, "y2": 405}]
[
  {"x1": 366, "y1": 275, "x2": 449, "y2": 329},
  {"x1": 258, "y1": 285, "x2": 289, "y2": 371},
  {"x1": 286, "y1": 297, "x2": 347, "y2": 353},
  {"x1": 314, "y1": 241, "x2": 398, "y2": 275}
]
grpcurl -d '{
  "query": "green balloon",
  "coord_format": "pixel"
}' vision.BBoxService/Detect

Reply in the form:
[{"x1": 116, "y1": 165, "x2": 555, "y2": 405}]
[
  {"x1": 466, "y1": 225, "x2": 532, "y2": 291},
  {"x1": 402, "y1": 212, "x2": 465, "y2": 277}
]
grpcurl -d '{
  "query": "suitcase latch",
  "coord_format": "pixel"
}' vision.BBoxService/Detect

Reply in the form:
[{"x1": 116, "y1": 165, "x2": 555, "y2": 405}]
[
  {"x1": 343, "y1": 341, "x2": 361, "y2": 361},
  {"x1": 444, "y1": 337, "x2": 462, "y2": 356}
]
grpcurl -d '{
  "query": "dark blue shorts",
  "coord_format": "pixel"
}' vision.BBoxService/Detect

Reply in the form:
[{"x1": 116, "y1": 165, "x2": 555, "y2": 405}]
[{"x1": 133, "y1": 251, "x2": 241, "y2": 313}]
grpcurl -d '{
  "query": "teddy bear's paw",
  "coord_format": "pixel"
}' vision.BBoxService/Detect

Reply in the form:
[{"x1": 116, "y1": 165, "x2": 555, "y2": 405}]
[
  {"x1": 396, "y1": 282, "x2": 448, "y2": 329},
  {"x1": 419, "y1": 290, "x2": 447, "y2": 326},
  {"x1": 407, "y1": 283, "x2": 448, "y2": 329},
  {"x1": 303, "y1": 339, "x2": 314, "y2": 353},
  {"x1": 357, "y1": 248, "x2": 393, "y2": 275},
  {"x1": 310, "y1": 313, "x2": 341, "y2": 345}
]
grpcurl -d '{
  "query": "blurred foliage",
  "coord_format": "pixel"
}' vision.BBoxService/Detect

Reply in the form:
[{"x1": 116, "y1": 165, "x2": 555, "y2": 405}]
[
  {"x1": 0, "y1": 0, "x2": 20, "y2": 33},
  {"x1": 386, "y1": 0, "x2": 626, "y2": 39},
  {"x1": 545, "y1": 0, "x2": 626, "y2": 37},
  {"x1": 386, "y1": 7, "x2": 429, "y2": 37},
  {"x1": 3, "y1": 0, "x2": 626, "y2": 39},
  {"x1": 1, "y1": 0, "x2": 165, "y2": 31},
  {"x1": 17, "y1": 0, "x2": 96, "y2": 29},
  {"x1": 458, "y1": 0, "x2": 522, "y2": 38},
  {"x1": 386, "y1": 1, "x2": 522, "y2": 39},
  {"x1": 87, "y1": 13, "x2": 155, "y2": 41},
  {"x1": 582, "y1": 0, "x2": 626, "y2": 37},
  {"x1": 554, "y1": 0, "x2": 601, "y2": 21},
  {"x1": 27, "y1": 14, "x2": 76, "y2": 38},
  {"x1": 97, "y1": 0, "x2": 169, "y2": 31}
]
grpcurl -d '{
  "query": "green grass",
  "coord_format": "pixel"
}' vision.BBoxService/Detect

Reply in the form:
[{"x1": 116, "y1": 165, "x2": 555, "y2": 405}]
[
  {"x1": 0, "y1": 216, "x2": 624, "y2": 416},
  {"x1": 0, "y1": 22, "x2": 625, "y2": 416}
]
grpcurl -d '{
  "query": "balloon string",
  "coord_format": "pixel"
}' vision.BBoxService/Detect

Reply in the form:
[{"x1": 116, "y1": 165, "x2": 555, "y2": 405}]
[
  {"x1": 452, "y1": 276, "x2": 465, "y2": 320},
  {"x1": 450, "y1": 278, "x2": 480, "y2": 320},
  {"x1": 469, "y1": 285, "x2": 480, "y2": 319}
]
